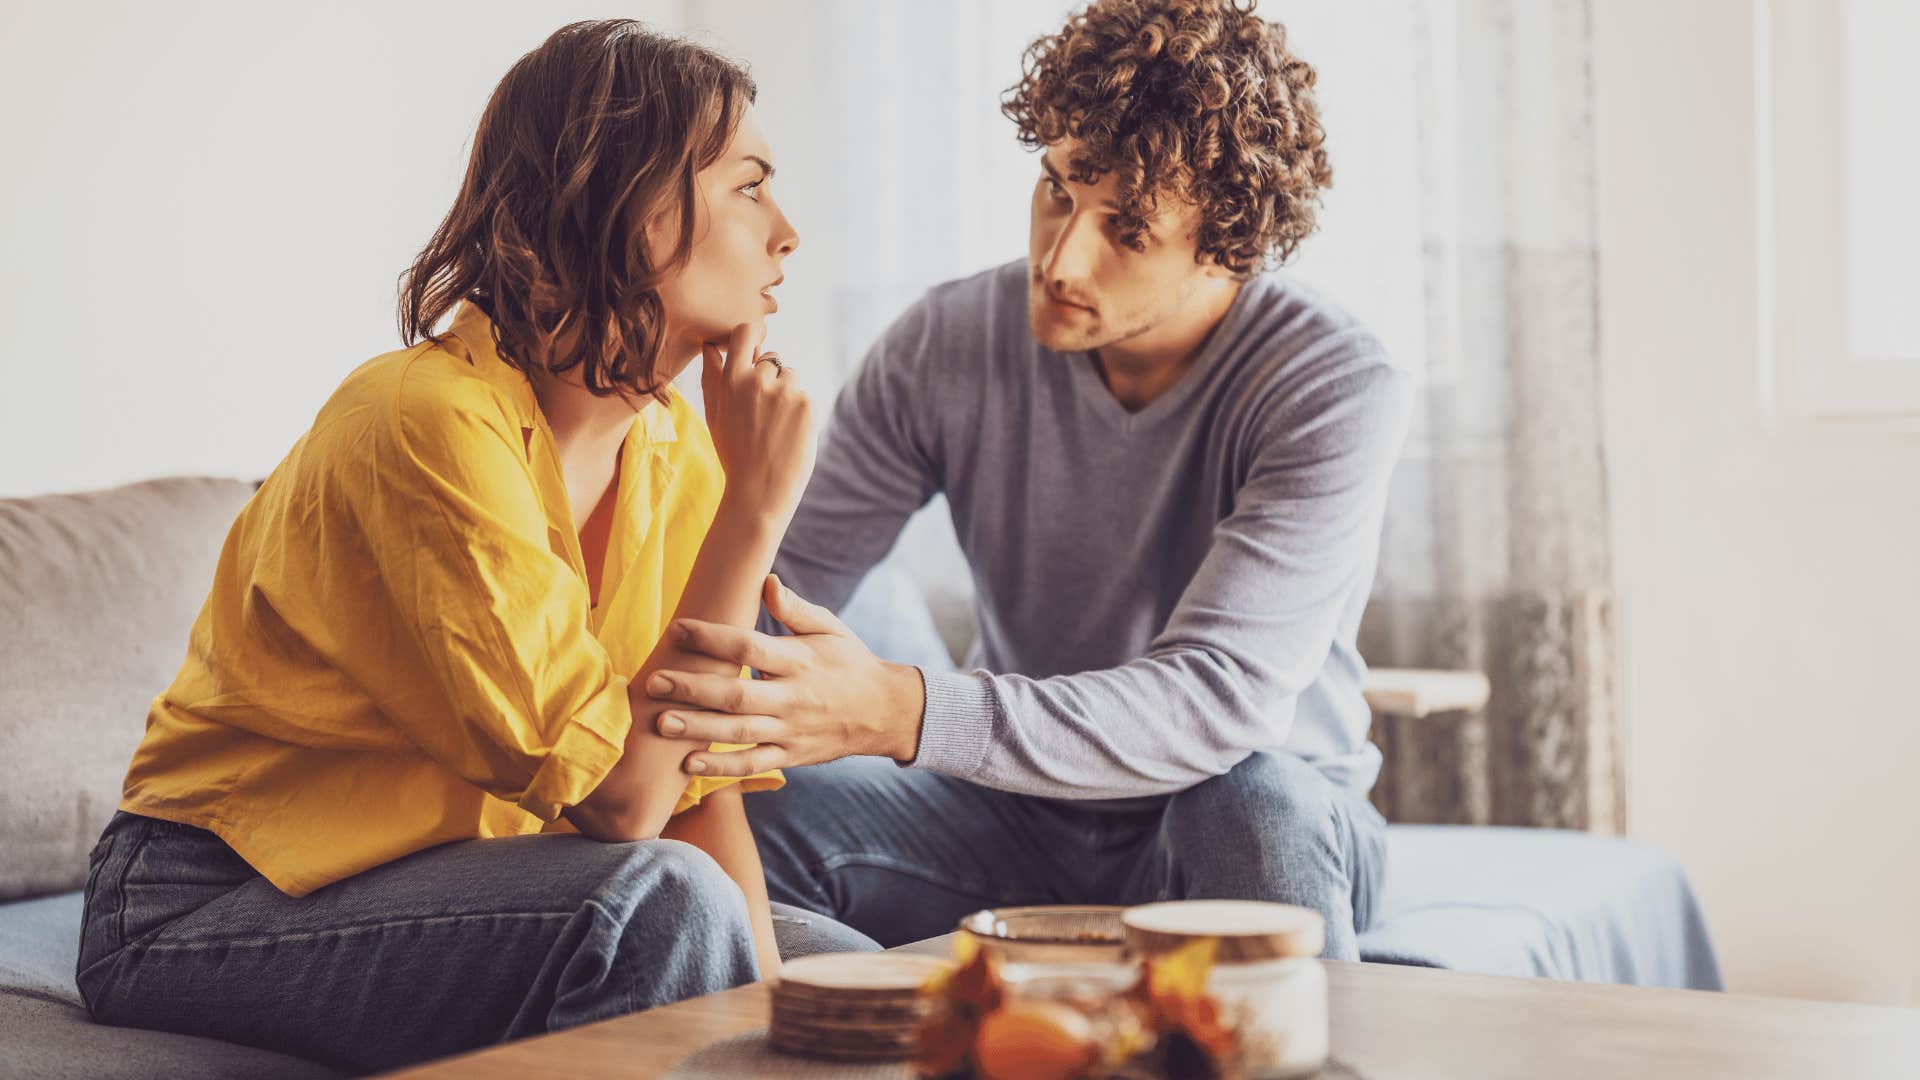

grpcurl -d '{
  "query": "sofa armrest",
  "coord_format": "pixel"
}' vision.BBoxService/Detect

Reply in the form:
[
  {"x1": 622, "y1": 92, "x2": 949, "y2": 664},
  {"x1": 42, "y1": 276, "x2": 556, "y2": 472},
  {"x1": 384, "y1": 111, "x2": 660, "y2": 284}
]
[{"x1": 1363, "y1": 668, "x2": 1491, "y2": 720}]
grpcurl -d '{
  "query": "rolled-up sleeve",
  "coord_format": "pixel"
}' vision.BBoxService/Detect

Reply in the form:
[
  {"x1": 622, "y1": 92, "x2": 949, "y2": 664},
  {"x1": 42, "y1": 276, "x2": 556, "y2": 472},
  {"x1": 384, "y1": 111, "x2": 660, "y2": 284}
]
[{"x1": 357, "y1": 367, "x2": 635, "y2": 820}]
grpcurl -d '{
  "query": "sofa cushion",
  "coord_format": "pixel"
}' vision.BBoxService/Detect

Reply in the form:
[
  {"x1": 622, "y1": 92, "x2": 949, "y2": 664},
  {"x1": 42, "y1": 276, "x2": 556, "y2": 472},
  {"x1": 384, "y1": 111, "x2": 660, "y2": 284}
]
[
  {"x1": 1358, "y1": 825, "x2": 1725, "y2": 989},
  {"x1": 0, "y1": 891, "x2": 345, "y2": 1079},
  {"x1": 0, "y1": 477, "x2": 258, "y2": 900}
]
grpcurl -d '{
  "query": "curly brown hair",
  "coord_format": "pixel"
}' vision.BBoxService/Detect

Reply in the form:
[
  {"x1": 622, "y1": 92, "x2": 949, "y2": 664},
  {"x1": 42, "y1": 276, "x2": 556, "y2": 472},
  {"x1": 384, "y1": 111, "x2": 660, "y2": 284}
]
[
  {"x1": 1002, "y1": 0, "x2": 1331, "y2": 275},
  {"x1": 398, "y1": 20, "x2": 755, "y2": 401}
]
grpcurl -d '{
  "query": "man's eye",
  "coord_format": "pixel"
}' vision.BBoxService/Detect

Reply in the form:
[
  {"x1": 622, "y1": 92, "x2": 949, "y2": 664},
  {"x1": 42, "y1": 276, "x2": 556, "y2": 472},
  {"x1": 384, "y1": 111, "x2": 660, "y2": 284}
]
[{"x1": 1045, "y1": 178, "x2": 1068, "y2": 201}]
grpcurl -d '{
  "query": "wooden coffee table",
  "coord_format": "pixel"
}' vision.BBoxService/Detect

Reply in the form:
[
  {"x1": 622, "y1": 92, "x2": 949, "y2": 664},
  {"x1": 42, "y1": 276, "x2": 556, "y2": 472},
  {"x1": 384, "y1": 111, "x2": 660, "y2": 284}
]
[{"x1": 385, "y1": 936, "x2": 1920, "y2": 1078}]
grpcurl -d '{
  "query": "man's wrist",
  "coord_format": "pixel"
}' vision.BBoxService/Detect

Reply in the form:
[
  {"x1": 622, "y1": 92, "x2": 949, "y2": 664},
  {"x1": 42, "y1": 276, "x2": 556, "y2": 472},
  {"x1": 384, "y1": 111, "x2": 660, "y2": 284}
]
[{"x1": 880, "y1": 661, "x2": 926, "y2": 762}]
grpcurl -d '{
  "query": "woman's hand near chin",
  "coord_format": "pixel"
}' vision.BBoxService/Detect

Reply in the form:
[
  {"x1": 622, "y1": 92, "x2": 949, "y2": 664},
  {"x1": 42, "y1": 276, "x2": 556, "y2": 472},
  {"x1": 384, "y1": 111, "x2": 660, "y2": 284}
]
[
  {"x1": 569, "y1": 321, "x2": 814, "y2": 850},
  {"x1": 699, "y1": 320, "x2": 815, "y2": 532}
]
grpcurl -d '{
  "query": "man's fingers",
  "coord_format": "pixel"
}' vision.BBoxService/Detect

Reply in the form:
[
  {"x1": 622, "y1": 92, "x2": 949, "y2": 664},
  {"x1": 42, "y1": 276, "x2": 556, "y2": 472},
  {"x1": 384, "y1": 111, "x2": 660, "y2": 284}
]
[
  {"x1": 658, "y1": 709, "x2": 780, "y2": 745},
  {"x1": 671, "y1": 618, "x2": 801, "y2": 675},
  {"x1": 700, "y1": 341, "x2": 725, "y2": 386},
  {"x1": 646, "y1": 669, "x2": 778, "y2": 714},
  {"x1": 764, "y1": 574, "x2": 850, "y2": 638},
  {"x1": 684, "y1": 743, "x2": 788, "y2": 778}
]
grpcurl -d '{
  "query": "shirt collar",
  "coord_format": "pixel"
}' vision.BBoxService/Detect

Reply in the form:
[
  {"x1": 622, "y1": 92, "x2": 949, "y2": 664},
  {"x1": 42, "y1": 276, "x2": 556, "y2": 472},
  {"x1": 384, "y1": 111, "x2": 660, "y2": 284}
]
[{"x1": 445, "y1": 300, "x2": 679, "y2": 446}]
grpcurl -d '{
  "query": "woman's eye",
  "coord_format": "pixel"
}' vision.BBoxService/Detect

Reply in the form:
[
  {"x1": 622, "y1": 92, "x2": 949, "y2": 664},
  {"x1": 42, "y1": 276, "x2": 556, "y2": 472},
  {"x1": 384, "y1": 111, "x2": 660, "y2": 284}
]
[{"x1": 739, "y1": 180, "x2": 763, "y2": 201}]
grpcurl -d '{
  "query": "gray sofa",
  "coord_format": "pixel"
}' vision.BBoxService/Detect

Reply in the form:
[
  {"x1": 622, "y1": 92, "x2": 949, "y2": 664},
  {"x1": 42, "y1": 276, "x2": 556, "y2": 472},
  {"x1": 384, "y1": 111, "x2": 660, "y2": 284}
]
[{"x1": 1, "y1": 478, "x2": 1723, "y2": 1078}]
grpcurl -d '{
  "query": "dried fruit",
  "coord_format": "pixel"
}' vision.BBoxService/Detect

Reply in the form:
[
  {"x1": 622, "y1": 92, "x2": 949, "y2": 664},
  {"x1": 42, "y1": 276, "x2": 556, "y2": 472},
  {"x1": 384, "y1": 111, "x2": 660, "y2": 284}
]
[{"x1": 972, "y1": 999, "x2": 1099, "y2": 1080}]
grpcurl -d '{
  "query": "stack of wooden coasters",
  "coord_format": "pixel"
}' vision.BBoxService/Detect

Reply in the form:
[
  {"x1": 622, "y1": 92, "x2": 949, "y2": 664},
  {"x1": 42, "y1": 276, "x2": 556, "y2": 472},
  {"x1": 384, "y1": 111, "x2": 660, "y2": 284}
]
[{"x1": 769, "y1": 953, "x2": 947, "y2": 1062}]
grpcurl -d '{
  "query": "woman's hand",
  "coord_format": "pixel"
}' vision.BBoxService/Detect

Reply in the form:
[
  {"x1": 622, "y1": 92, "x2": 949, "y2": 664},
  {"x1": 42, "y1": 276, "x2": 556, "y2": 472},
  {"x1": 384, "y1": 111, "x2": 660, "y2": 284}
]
[{"x1": 700, "y1": 321, "x2": 815, "y2": 529}]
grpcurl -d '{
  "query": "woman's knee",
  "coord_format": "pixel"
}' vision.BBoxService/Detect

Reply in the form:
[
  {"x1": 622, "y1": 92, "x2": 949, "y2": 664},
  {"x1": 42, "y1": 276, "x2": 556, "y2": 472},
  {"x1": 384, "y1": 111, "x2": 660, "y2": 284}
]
[
  {"x1": 615, "y1": 839, "x2": 754, "y2": 943},
  {"x1": 557, "y1": 840, "x2": 758, "y2": 1020}
]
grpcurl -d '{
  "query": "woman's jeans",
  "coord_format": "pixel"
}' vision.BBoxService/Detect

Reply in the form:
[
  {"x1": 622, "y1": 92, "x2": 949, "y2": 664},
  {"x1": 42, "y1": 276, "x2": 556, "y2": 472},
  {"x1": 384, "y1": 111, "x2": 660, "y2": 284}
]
[{"x1": 76, "y1": 811, "x2": 875, "y2": 1072}]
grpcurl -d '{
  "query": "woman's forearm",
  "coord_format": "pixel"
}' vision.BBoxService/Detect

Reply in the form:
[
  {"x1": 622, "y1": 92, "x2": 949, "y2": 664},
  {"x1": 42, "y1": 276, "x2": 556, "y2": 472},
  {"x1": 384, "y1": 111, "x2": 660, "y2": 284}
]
[
  {"x1": 659, "y1": 787, "x2": 782, "y2": 977},
  {"x1": 566, "y1": 495, "x2": 786, "y2": 840}
]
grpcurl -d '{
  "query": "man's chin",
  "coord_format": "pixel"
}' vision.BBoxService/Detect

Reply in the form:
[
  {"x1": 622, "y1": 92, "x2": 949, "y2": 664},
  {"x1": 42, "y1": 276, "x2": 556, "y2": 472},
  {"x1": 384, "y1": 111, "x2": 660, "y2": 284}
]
[{"x1": 1028, "y1": 304, "x2": 1102, "y2": 353}]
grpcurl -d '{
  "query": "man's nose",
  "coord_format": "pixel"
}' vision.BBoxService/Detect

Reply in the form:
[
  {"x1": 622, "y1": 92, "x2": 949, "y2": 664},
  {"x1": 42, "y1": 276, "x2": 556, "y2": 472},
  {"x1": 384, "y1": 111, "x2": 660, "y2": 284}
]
[{"x1": 1042, "y1": 212, "x2": 1100, "y2": 289}]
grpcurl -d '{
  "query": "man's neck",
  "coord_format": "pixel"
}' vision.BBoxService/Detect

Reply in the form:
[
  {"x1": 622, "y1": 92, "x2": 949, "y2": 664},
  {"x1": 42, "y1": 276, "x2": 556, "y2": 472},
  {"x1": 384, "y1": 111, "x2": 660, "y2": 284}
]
[{"x1": 1092, "y1": 276, "x2": 1242, "y2": 412}]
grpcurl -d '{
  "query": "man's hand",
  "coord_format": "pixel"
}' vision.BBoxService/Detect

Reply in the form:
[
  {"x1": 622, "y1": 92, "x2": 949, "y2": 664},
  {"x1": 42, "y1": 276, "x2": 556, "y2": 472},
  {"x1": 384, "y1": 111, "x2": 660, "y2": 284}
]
[{"x1": 645, "y1": 575, "x2": 927, "y2": 776}]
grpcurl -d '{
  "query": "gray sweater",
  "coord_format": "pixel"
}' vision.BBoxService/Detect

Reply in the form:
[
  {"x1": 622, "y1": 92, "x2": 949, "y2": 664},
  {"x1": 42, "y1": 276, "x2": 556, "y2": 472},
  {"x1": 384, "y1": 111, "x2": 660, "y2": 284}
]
[{"x1": 774, "y1": 259, "x2": 1412, "y2": 799}]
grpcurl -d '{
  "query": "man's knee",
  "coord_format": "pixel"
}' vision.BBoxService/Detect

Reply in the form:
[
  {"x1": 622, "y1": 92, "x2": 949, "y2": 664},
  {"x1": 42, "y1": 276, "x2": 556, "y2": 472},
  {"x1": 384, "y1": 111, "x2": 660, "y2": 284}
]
[{"x1": 1167, "y1": 751, "x2": 1340, "y2": 847}]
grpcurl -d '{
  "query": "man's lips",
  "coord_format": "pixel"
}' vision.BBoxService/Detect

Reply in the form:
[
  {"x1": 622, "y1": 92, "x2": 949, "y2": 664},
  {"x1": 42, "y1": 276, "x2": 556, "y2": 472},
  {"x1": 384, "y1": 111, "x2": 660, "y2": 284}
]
[{"x1": 1037, "y1": 284, "x2": 1095, "y2": 313}]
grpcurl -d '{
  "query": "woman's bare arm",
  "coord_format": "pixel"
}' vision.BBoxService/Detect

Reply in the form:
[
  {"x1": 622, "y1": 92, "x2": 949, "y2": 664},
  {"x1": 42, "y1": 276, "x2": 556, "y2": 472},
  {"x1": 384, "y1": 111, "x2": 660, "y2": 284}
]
[
  {"x1": 563, "y1": 500, "x2": 783, "y2": 841},
  {"x1": 660, "y1": 785, "x2": 781, "y2": 977},
  {"x1": 564, "y1": 320, "x2": 814, "y2": 841}
]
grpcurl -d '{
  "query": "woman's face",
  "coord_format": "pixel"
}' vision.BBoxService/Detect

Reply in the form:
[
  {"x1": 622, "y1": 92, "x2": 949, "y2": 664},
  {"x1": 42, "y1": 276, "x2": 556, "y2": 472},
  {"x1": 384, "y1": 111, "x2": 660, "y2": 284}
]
[{"x1": 648, "y1": 108, "x2": 798, "y2": 369}]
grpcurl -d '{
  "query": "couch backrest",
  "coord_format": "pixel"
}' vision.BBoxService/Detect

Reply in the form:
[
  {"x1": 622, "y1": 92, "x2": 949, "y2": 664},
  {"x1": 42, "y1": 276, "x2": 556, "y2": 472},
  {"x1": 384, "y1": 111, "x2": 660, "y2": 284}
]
[{"x1": 0, "y1": 477, "x2": 257, "y2": 900}]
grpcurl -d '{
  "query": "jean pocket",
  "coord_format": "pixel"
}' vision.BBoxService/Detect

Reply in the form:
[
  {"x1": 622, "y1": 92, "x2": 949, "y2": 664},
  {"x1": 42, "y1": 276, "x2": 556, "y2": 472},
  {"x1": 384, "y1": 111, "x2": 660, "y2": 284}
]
[{"x1": 82, "y1": 833, "x2": 112, "y2": 912}]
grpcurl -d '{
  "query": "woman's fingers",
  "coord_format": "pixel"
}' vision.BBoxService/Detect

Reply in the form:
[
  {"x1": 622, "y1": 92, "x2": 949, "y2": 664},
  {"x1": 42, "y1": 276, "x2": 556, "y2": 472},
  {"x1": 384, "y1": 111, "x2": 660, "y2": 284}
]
[
  {"x1": 670, "y1": 618, "x2": 802, "y2": 675},
  {"x1": 725, "y1": 321, "x2": 764, "y2": 384}
]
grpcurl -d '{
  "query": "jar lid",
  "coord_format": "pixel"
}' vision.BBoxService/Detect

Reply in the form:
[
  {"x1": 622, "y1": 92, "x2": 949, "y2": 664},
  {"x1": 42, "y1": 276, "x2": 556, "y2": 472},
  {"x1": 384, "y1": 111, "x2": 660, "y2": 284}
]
[{"x1": 1121, "y1": 900, "x2": 1325, "y2": 962}]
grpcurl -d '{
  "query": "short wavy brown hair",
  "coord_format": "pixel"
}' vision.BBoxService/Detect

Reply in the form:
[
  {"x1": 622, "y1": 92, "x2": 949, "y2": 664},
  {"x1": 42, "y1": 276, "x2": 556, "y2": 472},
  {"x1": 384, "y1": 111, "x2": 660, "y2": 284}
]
[
  {"x1": 399, "y1": 20, "x2": 754, "y2": 401},
  {"x1": 1003, "y1": 0, "x2": 1331, "y2": 275}
]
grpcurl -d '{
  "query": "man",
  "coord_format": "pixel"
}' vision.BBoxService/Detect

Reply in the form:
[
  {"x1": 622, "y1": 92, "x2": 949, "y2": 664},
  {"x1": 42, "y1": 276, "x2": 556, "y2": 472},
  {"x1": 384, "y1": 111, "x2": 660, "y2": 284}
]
[{"x1": 643, "y1": 0, "x2": 1411, "y2": 961}]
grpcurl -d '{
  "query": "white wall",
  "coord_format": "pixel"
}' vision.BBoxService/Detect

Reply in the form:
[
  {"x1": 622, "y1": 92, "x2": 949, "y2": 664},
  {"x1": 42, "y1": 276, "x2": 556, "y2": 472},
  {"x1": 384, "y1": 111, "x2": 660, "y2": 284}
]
[
  {"x1": 0, "y1": 0, "x2": 1425, "y2": 498},
  {"x1": 1595, "y1": 0, "x2": 1920, "y2": 1006},
  {"x1": 0, "y1": 1, "x2": 670, "y2": 497}
]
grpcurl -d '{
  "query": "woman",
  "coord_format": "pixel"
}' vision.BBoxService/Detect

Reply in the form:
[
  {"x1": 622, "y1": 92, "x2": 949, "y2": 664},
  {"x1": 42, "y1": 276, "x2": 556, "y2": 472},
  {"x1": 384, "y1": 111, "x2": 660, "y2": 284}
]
[{"x1": 75, "y1": 20, "x2": 868, "y2": 1072}]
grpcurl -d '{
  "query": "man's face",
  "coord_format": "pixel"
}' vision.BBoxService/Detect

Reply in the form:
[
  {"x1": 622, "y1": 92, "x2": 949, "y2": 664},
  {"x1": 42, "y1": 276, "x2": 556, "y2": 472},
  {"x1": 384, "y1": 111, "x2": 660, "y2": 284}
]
[{"x1": 1026, "y1": 137, "x2": 1220, "y2": 354}]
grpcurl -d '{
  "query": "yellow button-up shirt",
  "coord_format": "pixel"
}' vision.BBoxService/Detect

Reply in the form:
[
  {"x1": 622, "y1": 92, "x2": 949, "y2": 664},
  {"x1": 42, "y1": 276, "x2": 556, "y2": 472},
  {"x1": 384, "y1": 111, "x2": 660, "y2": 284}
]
[{"x1": 119, "y1": 303, "x2": 781, "y2": 896}]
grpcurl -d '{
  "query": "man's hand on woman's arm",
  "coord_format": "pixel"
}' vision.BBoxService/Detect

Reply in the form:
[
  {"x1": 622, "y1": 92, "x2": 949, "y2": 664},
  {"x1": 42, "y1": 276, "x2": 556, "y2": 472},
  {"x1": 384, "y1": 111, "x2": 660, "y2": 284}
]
[{"x1": 644, "y1": 574, "x2": 927, "y2": 777}]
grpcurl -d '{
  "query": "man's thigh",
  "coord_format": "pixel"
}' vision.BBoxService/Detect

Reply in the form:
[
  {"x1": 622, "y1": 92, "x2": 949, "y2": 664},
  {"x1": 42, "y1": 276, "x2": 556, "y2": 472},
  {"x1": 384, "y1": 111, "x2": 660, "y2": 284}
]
[{"x1": 746, "y1": 756, "x2": 1085, "y2": 946}]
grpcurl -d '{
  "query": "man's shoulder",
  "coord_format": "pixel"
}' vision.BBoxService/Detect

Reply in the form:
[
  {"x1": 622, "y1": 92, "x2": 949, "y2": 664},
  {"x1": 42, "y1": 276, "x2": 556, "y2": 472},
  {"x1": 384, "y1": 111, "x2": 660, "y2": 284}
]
[
  {"x1": 923, "y1": 257, "x2": 1029, "y2": 311},
  {"x1": 1215, "y1": 274, "x2": 1412, "y2": 461},
  {"x1": 1229, "y1": 273, "x2": 1407, "y2": 411},
  {"x1": 864, "y1": 259, "x2": 1029, "y2": 380}
]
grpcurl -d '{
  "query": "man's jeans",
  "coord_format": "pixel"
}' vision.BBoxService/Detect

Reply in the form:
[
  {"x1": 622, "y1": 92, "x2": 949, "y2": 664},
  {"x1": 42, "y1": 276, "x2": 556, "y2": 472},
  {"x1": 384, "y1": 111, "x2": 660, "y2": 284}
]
[
  {"x1": 75, "y1": 811, "x2": 877, "y2": 1072},
  {"x1": 746, "y1": 749, "x2": 1388, "y2": 961}
]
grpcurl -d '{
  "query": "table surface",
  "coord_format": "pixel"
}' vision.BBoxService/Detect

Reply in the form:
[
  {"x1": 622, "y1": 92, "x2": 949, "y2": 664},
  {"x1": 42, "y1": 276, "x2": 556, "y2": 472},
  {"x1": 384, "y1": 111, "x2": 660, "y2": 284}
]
[{"x1": 385, "y1": 936, "x2": 1920, "y2": 1079}]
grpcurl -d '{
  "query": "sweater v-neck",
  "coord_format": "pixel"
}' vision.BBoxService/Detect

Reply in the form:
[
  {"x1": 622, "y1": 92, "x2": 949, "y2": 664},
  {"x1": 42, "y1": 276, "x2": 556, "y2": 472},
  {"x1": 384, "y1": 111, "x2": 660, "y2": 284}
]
[{"x1": 1064, "y1": 278, "x2": 1259, "y2": 434}]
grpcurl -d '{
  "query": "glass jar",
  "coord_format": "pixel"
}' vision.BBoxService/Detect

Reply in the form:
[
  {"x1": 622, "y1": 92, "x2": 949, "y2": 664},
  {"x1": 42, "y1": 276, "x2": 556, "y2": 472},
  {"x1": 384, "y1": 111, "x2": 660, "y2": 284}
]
[
  {"x1": 1121, "y1": 900, "x2": 1330, "y2": 1079},
  {"x1": 1205, "y1": 954, "x2": 1329, "y2": 1078}
]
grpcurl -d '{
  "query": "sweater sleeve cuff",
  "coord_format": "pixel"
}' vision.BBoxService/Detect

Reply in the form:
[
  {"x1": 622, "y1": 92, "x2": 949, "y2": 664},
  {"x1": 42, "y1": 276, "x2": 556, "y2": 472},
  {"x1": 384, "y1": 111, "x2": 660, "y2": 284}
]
[
  {"x1": 905, "y1": 670, "x2": 996, "y2": 777},
  {"x1": 517, "y1": 675, "x2": 634, "y2": 822}
]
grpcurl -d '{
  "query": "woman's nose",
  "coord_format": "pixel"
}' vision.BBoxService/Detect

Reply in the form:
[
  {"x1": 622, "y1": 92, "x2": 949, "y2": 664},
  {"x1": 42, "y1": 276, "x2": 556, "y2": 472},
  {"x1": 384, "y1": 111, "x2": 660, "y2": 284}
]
[{"x1": 770, "y1": 201, "x2": 799, "y2": 257}]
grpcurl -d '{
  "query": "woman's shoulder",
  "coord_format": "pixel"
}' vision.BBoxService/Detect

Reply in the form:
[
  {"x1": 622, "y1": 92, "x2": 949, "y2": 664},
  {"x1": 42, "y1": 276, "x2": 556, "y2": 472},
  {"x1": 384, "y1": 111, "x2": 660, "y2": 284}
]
[{"x1": 318, "y1": 337, "x2": 533, "y2": 462}]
